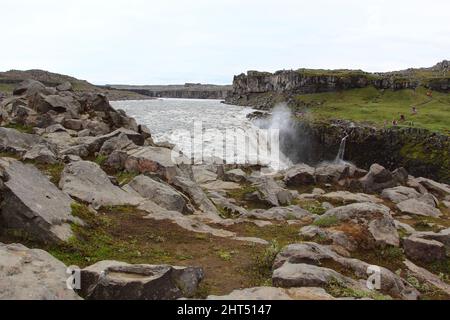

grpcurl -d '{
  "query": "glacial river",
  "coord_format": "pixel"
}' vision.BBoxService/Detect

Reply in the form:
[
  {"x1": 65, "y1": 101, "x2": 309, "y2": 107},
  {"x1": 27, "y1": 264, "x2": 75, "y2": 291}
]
[{"x1": 111, "y1": 98, "x2": 291, "y2": 169}]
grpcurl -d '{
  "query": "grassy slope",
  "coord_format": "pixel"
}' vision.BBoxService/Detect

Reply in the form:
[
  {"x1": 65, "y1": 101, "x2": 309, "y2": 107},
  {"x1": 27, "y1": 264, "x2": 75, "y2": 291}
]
[{"x1": 294, "y1": 86, "x2": 450, "y2": 134}]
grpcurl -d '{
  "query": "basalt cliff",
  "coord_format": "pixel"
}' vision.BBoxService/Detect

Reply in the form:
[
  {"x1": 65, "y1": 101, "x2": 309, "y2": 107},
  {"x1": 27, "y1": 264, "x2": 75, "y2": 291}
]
[{"x1": 226, "y1": 61, "x2": 449, "y2": 109}]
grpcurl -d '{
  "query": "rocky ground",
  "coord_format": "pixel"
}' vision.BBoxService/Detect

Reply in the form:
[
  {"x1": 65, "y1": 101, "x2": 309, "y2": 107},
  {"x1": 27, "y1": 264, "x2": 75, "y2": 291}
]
[{"x1": 0, "y1": 79, "x2": 449, "y2": 300}]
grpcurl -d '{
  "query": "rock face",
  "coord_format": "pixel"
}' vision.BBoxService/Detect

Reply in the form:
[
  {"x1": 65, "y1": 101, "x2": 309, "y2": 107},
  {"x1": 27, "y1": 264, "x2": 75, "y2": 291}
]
[
  {"x1": 381, "y1": 186, "x2": 421, "y2": 204},
  {"x1": 79, "y1": 260, "x2": 204, "y2": 300},
  {"x1": 226, "y1": 69, "x2": 420, "y2": 109},
  {"x1": 0, "y1": 158, "x2": 81, "y2": 243},
  {"x1": 59, "y1": 161, "x2": 143, "y2": 207},
  {"x1": 0, "y1": 243, "x2": 81, "y2": 300},
  {"x1": 127, "y1": 175, "x2": 187, "y2": 213}
]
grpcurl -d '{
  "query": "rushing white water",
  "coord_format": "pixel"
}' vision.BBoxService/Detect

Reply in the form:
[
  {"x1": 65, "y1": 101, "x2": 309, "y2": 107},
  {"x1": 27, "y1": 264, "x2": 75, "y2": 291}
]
[{"x1": 111, "y1": 98, "x2": 290, "y2": 169}]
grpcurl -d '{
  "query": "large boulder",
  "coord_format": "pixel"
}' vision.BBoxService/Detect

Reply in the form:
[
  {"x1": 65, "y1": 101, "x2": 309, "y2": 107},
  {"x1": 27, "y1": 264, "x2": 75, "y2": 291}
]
[
  {"x1": 0, "y1": 127, "x2": 47, "y2": 156},
  {"x1": 0, "y1": 158, "x2": 81, "y2": 243},
  {"x1": 172, "y1": 175, "x2": 221, "y2": 219},
  {"x1": 0, "y1": 243, "x2": 81, "y2": 300},
  {"x1": 79, "y1": 260, "x2": 204, "y2": 300},
  {"x1": 273, "y1": 262, "x2": 356, "y2": 288},
  {"x1": 314, "y1": 163, "x2": 354, "y2": 183},
  {"x1": 317, "y1": 202, "x2": 399, "y2": 247},
  {"x1": 59, "y1": 161, "x2": 143, "y2": 207},
  {"x1": 23, "y1": 144, "x2": 57, "y2": 164},
  {"x1": 403, "y1": 236, "x2": 447, "y2": 263},
  {"x1": 381, "y1": 186, "x2": 421, "y2": 204},
  {"x1": 127, "y1": 175, "x2": 187, "y2": 213},
  {"x1": 273, "y1": 242, "x2": 419, "y2": 300},
  {"x1": 359, "y1": 164, "x2": 396, "y2": 192},
  {"x1": 413, "y1": 228, "x2": 450, "y2": 248},
  {"x1": 124, "y1": 146, "x2": 180, "y2": 183},
  {"x1": 284, "y1": 164, "x2": 315, "y2": 186},
  {"x1": 253, "y1": 177, "x2": 293, "y2": 207},
  {"x1": 415, "y1": 177, "x2": 450, "y2": 198},
  {"x1": 13, "y1": 79, "x2": 47, "y2": 96}
]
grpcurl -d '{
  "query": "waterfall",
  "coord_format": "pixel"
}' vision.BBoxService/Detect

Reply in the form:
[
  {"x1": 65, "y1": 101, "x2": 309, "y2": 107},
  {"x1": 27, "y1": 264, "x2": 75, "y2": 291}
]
[{"x1": 335, "y1": 135, "x2": 348, "y2": 164}]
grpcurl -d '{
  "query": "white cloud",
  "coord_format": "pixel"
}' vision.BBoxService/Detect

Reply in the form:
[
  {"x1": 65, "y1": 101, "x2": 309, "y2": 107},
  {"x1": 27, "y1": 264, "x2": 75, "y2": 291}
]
[{"x1": 0, "y1": 0, "x2": 448, "y2": 84}]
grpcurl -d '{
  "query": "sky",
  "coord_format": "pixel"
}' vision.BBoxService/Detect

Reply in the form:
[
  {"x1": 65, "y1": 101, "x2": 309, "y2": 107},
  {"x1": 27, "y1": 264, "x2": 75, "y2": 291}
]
[{"x1": 0, "y1": 0, "x2": 449, "y2": 85}]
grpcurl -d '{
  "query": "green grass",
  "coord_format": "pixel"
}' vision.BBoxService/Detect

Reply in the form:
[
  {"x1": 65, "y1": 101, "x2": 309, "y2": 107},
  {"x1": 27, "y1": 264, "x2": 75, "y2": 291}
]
[
  {"x1": 295, "y1": 86, "x2": 450, "y2": 133},
  {"x1": 114, "y1": 171, "x2": 139, "y2": 186},
  {"x1": 94, "y1": 154, "x2": 108, "y2": 166},
  {"x1": 326, "y1": 278, "x2": 392, "y2": 300},
  {"x1": 4, "y1": 123, "x2": 34, "y2": 134},
  {"x1": 313, "y1": 216, "x2": 339, "y2": 228},
  {"x1": 0, "y1": 83, "x2": 14, "y2": 94}
]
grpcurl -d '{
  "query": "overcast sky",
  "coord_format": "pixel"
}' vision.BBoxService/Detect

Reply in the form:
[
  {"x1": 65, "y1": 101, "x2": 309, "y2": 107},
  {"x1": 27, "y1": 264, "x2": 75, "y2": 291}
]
[{"x1": 1, "y1": 0, "x2": 449, "y2": 85}]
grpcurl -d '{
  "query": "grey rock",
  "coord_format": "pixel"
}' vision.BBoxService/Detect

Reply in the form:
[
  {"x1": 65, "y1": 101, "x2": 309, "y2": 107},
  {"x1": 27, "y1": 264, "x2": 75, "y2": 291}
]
[
  {"x1": 359, "y1": 164, "x2": 396, "y2": 192},
  {"x1": 0, "y1": 243, "x2": 81, "y2": 300},
  {"x1": 23, "y1": 144, "x2": 57, "y2": 164},
  {"x1": 319, "y1": 202, "x2": 399, "y2": 247},
  {"x1": 284, "y1": 164, "x2": 315, "y2": 186},
  {"x1": 127, "y1": 175, "x2": 187, "y2": 213},
  {"x1": 79, "y1": 260, "x2": 203, "y2": 300},
  {"x1": 321, "y1": 191, "x2": 383, "y2": 204},
  {"x1": 396, "y1": 199, "x2": 442, "y2": 217},
  {"x1": 404, "y1": 260, "x2": 450, "y2": 295},
  {"x1": 413, "y1": 228, "x2": 450, "y2": 248},
  {"x1": 172, "y1": 175, "x2": 220, "y2": 218},
  {"x1": 0, "y1": 158, "x2": 80, "y2": 243},
  {"x1": 224, "y1": 169, "x2": 248, "y2": 183},
  {"x1": 208, "y1": 286, "x2": 334, "y2": 300},
  {"x1": 403, "y1": 236, "x2": 446, "y2": 263},
  {"x1": 56, "y1": 81, "x2": 73, "y2": 92},
  {"x1": 13, "y1": 79, "x2": 47, "y2": 96},
  {"x1": 273, "y1": 262, "x2": 355, "y2": 288},
  {"x1": 314, "y1": 163, "x2": 354, "y2": 183},
  {"x1": 125, "y1": 146, "x2": 180, "y2": 183},
  {"x1": 416, "y1": 177, "x2": 450, "y2": 198},
  {"x1": 0, "y1": 127, "x2": 46, "y2": 156},
  {"x1": 273, "y1": 242, "x2": 419, "y2": 300},
  {"x1": 381, "y1": 186, "x2": 421, "y2": 204},
  {"x1": 253, "y1": 177, "x2": 293, "y2": 207},
  {"x1": 59, "y1": 161, "x2": 143, "y2": 207},
  {"x1": 63, "y1": 119, "x2": 83, "y2": 131}
]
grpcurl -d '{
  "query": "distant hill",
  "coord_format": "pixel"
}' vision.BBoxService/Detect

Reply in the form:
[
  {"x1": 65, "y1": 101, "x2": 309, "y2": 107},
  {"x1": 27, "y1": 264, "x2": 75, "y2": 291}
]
[
  {"x1": 0, "y1": 69, "x2": 150, "y2": 101},
  {"x1": 104, "y1": 83, "x2": 233, "y2": 100}
]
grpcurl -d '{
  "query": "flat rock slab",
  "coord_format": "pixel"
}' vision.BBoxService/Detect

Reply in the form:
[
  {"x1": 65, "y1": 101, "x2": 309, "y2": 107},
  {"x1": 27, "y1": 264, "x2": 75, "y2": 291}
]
[
  {"x1": 127, "y1": 175, "x2": 187, "y2": 213},
  {"x1": 59, "y1": 161, "x2": 143, "y2": 207},
  {"x1": 396, "y1": 198, "x2": 442, "y2": 217},
  {"x1": 0, "y1": 127, "x2": 45, "y2": 155},
  {"x1": 208, "y1": 286, "x2": 334, "y2": 300},
  {"x1": 0, "y1": 158, "x2": 80, "y2": 243},
  {"x1": 321, "y1": 191, "x2": 383, "y2": 204},
  {"x1": 79, "y1": 260, "x2": 204, "y2": 300},
  {"x1": 0, "y1": 243, "x2": 81, "y2": 300}
]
